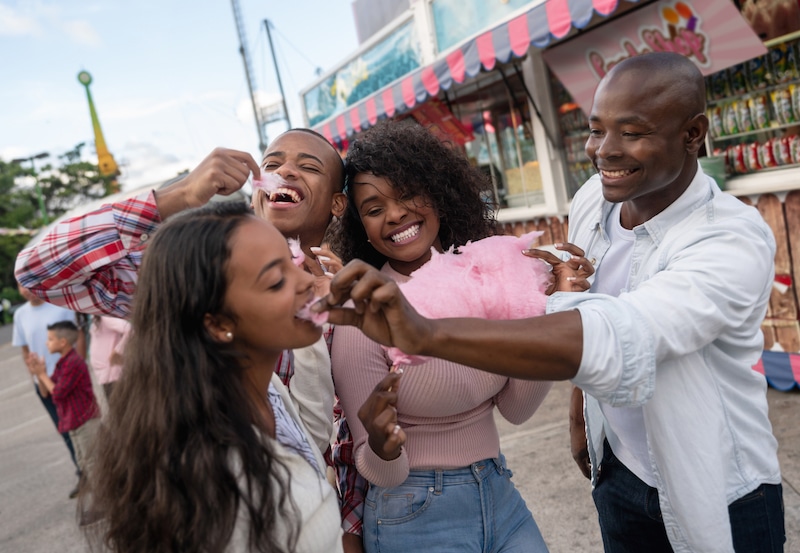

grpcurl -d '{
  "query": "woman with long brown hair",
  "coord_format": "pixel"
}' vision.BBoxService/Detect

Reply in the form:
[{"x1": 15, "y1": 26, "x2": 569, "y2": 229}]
[{"x1": 82, "y1": 201, "x2": 342, "y2": 552}]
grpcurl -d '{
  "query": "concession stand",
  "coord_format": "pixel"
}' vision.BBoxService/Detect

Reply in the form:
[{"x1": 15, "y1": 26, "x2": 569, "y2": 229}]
[{"x1": 301, "y1": 0, "x2": 800, "y2": 388}]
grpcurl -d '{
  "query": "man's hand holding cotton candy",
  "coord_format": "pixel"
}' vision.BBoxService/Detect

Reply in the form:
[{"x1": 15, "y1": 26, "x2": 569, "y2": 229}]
[
  {"x1": 315, "y1": 260, "x2": 433, "y2": 356},
  {"x1": 156, "y1": 148, "x2": 260, "y2": 219}
]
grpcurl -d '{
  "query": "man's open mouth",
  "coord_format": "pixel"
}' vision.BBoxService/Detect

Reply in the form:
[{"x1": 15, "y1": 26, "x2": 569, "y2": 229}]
[{"x1": 269, "y1": 187, "x2": 304, "y2": 204}]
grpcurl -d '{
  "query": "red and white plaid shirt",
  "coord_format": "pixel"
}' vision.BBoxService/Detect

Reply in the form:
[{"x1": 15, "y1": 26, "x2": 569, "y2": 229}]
[
  {"x1": 51, "y1": 348, "x2": 99, "y2": 433},
  {"x1": 16, "y1": 190, "x2": 366, "y2": 535},
  {"x1": 15, "y1": 191, "x2": 160, "y2": 318}
]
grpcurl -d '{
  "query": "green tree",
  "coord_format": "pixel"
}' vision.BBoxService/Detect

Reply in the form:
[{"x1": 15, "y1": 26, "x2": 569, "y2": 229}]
[
  {"x1": 0, "y1": 150, "x2": 116, "y2": 311},
  {"x1": 0, "y1": 160, "x2": 38, "y2": 229}
]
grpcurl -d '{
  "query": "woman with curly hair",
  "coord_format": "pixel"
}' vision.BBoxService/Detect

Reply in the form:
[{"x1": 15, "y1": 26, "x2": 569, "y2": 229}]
[
  {"x1": 81, "y1": 201, "x2": 343, "y2": 553},
  {"x1": 330, "y1": 120, "x2": 552, "y2": 552}
]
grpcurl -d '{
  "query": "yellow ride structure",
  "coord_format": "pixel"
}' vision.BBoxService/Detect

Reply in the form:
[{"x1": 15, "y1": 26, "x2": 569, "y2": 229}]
[{"x1": 77, "y1": 71, "x2": 120, "y2": 190}]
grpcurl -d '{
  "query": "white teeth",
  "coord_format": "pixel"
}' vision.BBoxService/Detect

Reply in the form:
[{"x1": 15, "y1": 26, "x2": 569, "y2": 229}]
[
  {"x1": 390, "y1": 224, "x2": 420, "y2": 242},
  {"x1": 602, "y1": 169, "x2": 633, "y2": 178},
  {"x1": 268, "y1": 187, "x2": 302, "y2": 203}
]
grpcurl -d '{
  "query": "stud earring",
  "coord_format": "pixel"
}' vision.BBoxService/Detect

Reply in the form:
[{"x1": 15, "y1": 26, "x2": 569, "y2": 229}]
[{"x1": 225, "y1": 331, "x2": 233, "y2": 339}]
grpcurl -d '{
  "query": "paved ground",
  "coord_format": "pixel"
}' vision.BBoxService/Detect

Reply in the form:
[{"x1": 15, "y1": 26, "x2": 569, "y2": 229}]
[{"x1": 1, "y1": 328, "x2": 798, "y2": 551}]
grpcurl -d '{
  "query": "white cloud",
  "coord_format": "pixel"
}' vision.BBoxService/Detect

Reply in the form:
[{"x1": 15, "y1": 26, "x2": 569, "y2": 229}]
[
  {"x1": 0, "y1": 3, "x2": 102, "y2": 45},
  {"x1": 116, "y1": 140, "x2": 195, "y2": 191},
  {"x1": 0, "y1": 4, "x2": 42, "y2": 36},
  {"x1": 59, "y1": 19, "x2": 101, "y2": 47}
]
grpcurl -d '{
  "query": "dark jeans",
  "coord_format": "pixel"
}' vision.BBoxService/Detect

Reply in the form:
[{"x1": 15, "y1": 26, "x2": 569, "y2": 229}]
[
  {"x1": 592, "y1": 441, "x2": 785, "y2": 552},
  {"x1": 34, "y1": 384, "x2": 79, "y2": 471}
]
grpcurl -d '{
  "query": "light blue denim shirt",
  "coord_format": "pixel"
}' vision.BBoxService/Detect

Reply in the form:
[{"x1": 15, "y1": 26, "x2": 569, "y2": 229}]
[{"x1": 547, "y1": 166, "x2": 781, "y2": 553}]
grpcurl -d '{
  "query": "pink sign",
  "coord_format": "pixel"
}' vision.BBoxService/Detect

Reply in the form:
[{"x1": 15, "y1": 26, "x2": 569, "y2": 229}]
[{"x1": 543, "y1": 0, "x2": 767, "y2": 115}]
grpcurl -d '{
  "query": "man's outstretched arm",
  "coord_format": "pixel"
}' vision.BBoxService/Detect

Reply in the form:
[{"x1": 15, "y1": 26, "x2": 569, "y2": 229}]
[{"x1": 316, "y1": 260, "x2": 583, "y2": 381}]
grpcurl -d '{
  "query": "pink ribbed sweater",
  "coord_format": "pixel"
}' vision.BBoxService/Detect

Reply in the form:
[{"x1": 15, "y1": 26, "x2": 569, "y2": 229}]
[{"x1": 330, "y1": 264, "x2": 553, "y2": 489}]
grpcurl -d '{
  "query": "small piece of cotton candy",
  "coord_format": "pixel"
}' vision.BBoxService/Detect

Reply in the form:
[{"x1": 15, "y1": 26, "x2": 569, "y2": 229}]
[
  {"x1": 296, "y1": 297, "x2": 329, "y2": 326},
  {"x1": 287, "y1": 237, "x2": 305, "y2": 267},
  {"x1": 252, "y1": 173, "x2": 287, "y2": 192}
]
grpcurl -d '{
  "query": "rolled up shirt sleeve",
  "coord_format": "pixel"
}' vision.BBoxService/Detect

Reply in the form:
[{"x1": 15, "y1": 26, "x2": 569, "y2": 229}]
[{"x1": 15, "y1": 191, "x2": 160, "y2": 318}]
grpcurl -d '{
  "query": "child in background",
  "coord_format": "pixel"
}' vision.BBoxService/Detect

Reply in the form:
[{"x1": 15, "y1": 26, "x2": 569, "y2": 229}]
[{"x1": 28, "y1": 321, "x2": 100, "y2": 484}]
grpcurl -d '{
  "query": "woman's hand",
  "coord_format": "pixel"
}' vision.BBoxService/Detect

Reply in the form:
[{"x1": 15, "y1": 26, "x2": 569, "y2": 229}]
[
  {"x1": 310, "y1": 244, "x2": 343, "y2": 275},
  {"x1": 358, "y1": 370, "x2": 406, "y2": 461},
  {"x1": 303, "y1": 244, "x2": 343, "y2": 297},
  {"x1": 523, "y1": 242, "x2": 594, "y2": 294}
]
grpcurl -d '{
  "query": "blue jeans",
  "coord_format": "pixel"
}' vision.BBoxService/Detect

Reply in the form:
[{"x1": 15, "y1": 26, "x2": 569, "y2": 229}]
[
  {"x1": 592, "y1": 441, "x2": 785, "y2": 552},
  {"x1": 35, "y1": 384, "x2": 78, "y2": 471},
  {"x1": 363, "y1": 455, "x2": 548, "y2": 553}
]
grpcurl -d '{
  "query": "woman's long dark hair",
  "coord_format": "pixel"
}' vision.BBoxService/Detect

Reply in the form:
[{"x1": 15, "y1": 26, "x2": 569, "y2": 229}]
[
  {"x1": 331, "y1": 119, "x2": 497, "y2": 268},
  {"x1": 82, "y1": 201, "x2": 299, "y2": 553}
]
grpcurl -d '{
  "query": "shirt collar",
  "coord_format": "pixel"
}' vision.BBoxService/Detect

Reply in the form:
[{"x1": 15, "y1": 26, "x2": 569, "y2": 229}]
[{"x1": 593, "y1": 161, "x2": 715, "y2": 244}]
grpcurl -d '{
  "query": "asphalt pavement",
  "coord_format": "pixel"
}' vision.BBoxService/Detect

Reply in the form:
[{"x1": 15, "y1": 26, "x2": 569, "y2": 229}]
[{"x1": 0, "y1": 325, "x2": 798, "y2": 551}]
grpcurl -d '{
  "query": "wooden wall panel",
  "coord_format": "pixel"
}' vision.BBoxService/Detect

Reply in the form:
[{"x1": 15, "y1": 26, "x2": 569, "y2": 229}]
[
  {"x1": 549, "y1": 216, "x2": 567, "y2": 245},
  {"x1": 784, "y1": 191, "x2": 800, "y2": 315},
  {"x1": 757, "y1": 194, "x2": 800, "y2": 352},
  {"x1": 739, "y1": 196, "x2": 776, "y2": 347},
  {"x1": 536, "y1": 219, "x2": 553, "y2": 245}
]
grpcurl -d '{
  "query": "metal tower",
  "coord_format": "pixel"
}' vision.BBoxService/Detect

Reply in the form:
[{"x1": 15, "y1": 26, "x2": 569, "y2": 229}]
[{"x1": 231, "y1": 0, "x2": 267, "y2": 153}]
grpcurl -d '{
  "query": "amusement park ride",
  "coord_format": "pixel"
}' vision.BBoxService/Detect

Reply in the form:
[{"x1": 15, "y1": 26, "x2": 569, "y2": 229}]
[{"x1": 77, "y1": 70, "x2": 120, "y2": 192}]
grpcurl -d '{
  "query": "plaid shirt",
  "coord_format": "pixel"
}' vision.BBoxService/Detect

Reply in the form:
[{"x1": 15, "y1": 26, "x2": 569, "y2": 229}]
[
  {"x1": 15, "y1": 191, "x2": 160, "y2": 318},
  {"x1": 16, "y1": 191, "x2": 367, "y2": 536},
  {"x1": 51, "y1": 348, "x2": 99, "y2": 433}
]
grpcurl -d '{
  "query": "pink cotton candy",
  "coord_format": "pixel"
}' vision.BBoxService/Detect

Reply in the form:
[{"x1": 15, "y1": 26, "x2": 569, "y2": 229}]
[
  {"x1": 287, "y1": 237, "x2": 305, "y2": 267},
  {"x1": 296, "y1": 297, "x2": 329, "y2": 326},
  {"x1": 288, "y1": 237, "x2": 328, "y2": 326},
  {"x1": 384, "y1": 230, "x2": 552, "y2": 366},
  {"x1": 252, "y1": 173, "x2": 288, "y2": 193}
]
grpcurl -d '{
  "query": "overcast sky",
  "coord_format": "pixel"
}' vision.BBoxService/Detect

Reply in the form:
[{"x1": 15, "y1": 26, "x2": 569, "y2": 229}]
[{"x1": 0, "y1": 0, "x2": 359, "y2": 190}]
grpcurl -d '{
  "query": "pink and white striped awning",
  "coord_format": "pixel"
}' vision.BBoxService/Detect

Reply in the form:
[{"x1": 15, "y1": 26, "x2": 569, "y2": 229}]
[{"x1": 314, "y1": 0, "x2": 641, "y2": 144}]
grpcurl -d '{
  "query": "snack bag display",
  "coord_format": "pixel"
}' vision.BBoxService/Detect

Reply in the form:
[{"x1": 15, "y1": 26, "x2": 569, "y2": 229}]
[
  {"x1": 708, "y1": 106, "x2": 725, "y2": 137},
  {"x1": 790, "y1": 135, "x2": 800, "y2": 164},
  {"x1": 728, "y1": 63, "x2": 749, "y2": 96},
  {"x1": 775, "y1": 136, "x2": 793, "y2": 165},
  {"x1": 723, "y1": 103, "x2": 740, "y2": 135},
  {"x1": 771, "y1": 87, "x2": 796, "y2": 125},
  {"x1": 745, "y1": 141, "x2": 763, "y2": 171},
  {"x1": 747, "y1": 54, "x2": 770, "y2": 90},
  {"x1": 749, "y1": 95, "x2": 770, "y2": 129},
  {"x1": 770, "y1": 42, "x2": 798, "y2": 83},
  {"x1": 708, "y1": 71, "x2": 732, "y2": 101},
  {"x1": 729, "y1": 144, "x2": 748, "y2": 174},
  {"x1": 759, "y1": 139, "x2": 779, "y2": 168}
]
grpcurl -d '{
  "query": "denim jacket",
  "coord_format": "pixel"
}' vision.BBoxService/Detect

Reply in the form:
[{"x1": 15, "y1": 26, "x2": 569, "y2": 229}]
[{"x1": 547, "y1": 167, "x2": 781, "y2": 552}]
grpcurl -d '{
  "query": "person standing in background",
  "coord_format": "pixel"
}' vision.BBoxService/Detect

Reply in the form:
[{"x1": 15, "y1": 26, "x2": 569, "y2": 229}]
[
  {"x1": 88, "y1": 315, "x2": 131, "y2": 401},
  {"x1": 28, "y1": 320, "x2": 100, "y2": 505},
  {"x1": 12, "y1": 284, "x2": 82, "y2": 497}
]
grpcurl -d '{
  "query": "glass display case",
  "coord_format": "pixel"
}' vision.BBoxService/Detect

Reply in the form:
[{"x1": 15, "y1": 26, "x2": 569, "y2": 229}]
[{"x1": 549, "y1": 73, "x2": 593, "y2": 199}]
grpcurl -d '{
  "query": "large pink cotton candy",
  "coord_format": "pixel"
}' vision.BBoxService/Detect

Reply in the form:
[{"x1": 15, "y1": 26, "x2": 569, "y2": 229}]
[{"x1": 385, "y1": 230, "x2": 551, "y2": 366}]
